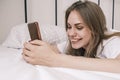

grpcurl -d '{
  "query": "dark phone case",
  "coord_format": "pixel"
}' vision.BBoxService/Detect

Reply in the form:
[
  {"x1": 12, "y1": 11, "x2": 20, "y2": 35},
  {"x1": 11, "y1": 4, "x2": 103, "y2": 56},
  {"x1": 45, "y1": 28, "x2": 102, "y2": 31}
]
[{"x1": 28, "y1": 22, "x2": 42, "y2": 40}]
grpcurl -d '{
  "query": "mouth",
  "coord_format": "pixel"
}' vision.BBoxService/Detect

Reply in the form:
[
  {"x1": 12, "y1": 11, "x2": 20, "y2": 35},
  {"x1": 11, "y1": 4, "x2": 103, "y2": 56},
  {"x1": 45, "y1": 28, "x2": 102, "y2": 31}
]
[{"x1": 71, "y1": 38, "x2": 82, "y2": 44}]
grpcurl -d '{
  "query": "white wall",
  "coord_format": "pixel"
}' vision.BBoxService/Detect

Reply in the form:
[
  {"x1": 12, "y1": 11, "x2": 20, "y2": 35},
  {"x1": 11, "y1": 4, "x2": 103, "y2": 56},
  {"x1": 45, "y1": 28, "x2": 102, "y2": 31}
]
[
  {"x1": 27, "y1": 0, "x2": 55, "y2": 25},
  {"x1": 0, "y1": 0, "x2": 25, "y2": 44},
  {"x1": 114, "y1": 0, "x2": 120, "y2": 30},
  {"x1": 57, "y1": 0, "x2": 79, "y2": 26}
]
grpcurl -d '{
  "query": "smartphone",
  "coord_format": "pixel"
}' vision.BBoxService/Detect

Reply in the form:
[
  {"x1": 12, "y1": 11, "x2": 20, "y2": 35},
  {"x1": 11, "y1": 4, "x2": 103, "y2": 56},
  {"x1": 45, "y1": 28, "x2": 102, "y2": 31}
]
[{"x1": 28, "y1": 22, "x2": 42, "y2": 41}]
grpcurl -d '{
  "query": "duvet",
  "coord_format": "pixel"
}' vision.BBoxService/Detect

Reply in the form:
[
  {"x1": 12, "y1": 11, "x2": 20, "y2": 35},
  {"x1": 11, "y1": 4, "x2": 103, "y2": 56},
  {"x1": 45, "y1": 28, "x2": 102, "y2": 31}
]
[{"x1": 0, "y1": 45, "x2": 120, "y2": 80}]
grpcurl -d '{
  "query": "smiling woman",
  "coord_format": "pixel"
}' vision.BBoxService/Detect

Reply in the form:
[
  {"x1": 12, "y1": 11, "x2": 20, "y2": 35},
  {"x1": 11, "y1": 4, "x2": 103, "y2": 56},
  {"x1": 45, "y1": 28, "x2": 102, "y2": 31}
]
[{"x1": 22, "y1": 0, "x2": 120, "y2": 73}]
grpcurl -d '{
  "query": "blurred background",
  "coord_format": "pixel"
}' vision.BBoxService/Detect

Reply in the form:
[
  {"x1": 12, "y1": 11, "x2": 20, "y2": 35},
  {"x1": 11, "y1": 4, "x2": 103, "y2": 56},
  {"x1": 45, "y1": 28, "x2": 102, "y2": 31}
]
[{"x1": 0, "y1": 0, "x2": 120, "y2": 44}]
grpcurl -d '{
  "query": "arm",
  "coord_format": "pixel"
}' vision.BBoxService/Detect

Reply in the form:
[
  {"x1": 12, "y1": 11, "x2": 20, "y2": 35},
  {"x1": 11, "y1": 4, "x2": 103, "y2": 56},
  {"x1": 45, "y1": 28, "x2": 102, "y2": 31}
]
[
  {"x1": 22, "y1": 40, "x2": 120, "y2": 73},
  {"x1": 56, "y1": 54, "x2": 120, "y2": 73}
]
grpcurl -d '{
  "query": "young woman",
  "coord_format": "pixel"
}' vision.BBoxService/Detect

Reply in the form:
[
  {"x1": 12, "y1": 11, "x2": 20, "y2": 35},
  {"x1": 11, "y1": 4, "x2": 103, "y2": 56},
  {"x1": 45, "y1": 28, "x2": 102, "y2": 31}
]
[{"x1": 22, "y1": 0, "x2": 120, "y2": 73}]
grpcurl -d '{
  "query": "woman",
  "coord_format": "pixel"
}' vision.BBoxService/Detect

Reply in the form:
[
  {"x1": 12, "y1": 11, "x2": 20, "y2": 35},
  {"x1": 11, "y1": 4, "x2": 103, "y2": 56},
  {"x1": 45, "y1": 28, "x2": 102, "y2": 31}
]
[{"x1": 23, "y1": 0, "x2": 120, "y2": 73}]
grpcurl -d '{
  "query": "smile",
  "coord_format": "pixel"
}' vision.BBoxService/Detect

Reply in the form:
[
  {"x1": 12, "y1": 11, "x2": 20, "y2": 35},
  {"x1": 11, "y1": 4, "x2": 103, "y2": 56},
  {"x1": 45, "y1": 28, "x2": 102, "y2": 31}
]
[{"x1": 71, "y1": 38, "x2": 82, "y2": 43}]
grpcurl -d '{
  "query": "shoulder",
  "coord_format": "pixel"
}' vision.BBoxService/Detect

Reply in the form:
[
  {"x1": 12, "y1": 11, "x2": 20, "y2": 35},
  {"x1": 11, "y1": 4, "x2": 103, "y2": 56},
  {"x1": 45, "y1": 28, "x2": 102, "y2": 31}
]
[
  {"x1": 103, "y1": 36, "x2": 120, "y2": 46},
  {"x1": 97, "y1": 36, "x2": 120, "y2": 58}
]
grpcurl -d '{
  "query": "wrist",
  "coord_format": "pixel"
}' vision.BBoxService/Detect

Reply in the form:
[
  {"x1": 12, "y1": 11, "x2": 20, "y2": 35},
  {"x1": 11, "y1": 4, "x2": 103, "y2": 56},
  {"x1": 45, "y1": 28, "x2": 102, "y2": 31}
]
[{"x1": 50, "y1": 54, "x2": 66, "y2": 67}]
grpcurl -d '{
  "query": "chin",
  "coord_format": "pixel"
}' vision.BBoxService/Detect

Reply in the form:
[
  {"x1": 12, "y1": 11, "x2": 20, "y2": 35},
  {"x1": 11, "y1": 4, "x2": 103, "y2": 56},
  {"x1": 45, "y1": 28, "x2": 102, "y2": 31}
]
[{"x1": 72, "y1": 45, "x2": 81, "y2": 49}]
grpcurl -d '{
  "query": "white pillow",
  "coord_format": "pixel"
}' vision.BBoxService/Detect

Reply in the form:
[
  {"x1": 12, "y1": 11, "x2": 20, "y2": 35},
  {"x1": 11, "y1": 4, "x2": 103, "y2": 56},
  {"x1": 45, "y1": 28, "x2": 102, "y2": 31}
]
[
  {"x1": 2, "y1": 23, "x2": 68, "y2": 49},
  {"x1": 2, "y1": 23, "x2": 30, "y2": 49}
]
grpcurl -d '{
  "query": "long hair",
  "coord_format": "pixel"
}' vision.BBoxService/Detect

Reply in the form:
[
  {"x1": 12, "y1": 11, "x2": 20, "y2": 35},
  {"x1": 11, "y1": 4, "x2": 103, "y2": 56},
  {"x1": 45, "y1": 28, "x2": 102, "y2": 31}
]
[{"x1": 65, "y1": 0, "x2": 120, "y2": 58}]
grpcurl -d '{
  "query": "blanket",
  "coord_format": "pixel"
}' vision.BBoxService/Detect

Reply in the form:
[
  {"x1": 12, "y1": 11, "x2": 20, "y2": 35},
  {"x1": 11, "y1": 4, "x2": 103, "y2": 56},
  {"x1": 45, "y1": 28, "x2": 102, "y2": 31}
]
[{"x1": 0, "y1": 45, "x2": 120, "y2": 80}]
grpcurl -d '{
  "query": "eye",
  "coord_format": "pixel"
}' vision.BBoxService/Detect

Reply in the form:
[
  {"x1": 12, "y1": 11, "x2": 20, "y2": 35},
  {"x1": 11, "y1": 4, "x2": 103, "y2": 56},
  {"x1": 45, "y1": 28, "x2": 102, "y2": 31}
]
[
  {"x1": 67, "y1": 26, "x2": 72, "y2": 29},
  {"x1": 67, "y1": 24, "x2": 72, "y2": 29},
  {"x1": 76, "y1": 26, "x2": 84, "y2": 30}
]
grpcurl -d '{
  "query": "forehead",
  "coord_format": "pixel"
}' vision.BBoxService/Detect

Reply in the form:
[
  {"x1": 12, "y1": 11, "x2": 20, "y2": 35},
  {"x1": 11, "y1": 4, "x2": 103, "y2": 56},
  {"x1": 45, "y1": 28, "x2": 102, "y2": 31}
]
[{"x1": 67, "y1": 10, "x2": 85, "y2": 24}]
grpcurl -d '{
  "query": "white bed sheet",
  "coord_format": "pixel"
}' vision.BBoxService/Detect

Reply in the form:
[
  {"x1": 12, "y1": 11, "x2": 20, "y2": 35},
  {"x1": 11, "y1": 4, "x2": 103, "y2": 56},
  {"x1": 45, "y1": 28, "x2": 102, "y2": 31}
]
[{"x1": 0, "y1": 45, "x2": 120, "y2": 80}]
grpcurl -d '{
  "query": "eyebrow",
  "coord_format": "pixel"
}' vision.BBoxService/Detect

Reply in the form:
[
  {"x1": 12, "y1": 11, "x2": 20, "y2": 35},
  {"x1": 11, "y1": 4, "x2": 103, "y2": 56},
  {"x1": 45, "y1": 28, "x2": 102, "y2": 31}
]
[
  {"x1": 74, "y1": 23, "x2": 82, "y2": 26},
  {"x1": 67, "y1": 22, "x2": 84, "y2": 26}
]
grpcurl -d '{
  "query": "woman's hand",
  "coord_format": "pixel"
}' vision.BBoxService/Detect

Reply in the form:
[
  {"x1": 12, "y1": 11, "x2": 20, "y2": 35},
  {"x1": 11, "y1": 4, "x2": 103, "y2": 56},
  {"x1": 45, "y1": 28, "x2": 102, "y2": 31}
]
[{"x1": 22, "y1": 40, "x2": 60, "y2": 66}]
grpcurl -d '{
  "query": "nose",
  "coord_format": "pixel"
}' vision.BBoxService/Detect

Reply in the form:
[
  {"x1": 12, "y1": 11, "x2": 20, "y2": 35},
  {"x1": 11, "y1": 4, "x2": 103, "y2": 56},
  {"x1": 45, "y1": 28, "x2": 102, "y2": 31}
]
[{"x1": 68, "y1": 28, "x2": 77, "y2": 36}]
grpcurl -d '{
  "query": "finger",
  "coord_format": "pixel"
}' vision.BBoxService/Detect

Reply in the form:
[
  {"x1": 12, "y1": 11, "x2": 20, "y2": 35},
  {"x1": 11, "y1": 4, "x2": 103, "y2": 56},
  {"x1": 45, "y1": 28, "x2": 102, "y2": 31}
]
[
  {"x1": 23, "y1": 53, "x2": 32, "y2": 63},
  {"x1": 23, "y1": 48, "x2": 33, "y2": 57},
  {"x1": 22, "y1": 53, "x2": 37, "y2": 65},
  {"x1": 30, "y1": 40, "x2": 47, "y2": 46},
  {"x1": 24, "y1": 42, "x2": 37, "y2": 51}
]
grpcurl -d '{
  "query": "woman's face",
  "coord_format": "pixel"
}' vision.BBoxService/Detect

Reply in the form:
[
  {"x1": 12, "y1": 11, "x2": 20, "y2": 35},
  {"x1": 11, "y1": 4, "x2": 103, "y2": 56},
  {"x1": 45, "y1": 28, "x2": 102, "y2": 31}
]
[{"x1": 67, "y1": 10, "x2": 92, "y2": 49}]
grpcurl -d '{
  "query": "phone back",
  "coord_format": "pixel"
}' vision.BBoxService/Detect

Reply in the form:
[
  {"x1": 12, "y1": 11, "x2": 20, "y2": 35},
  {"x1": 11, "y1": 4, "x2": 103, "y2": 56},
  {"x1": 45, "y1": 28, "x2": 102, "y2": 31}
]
[{"x1": 28, "y1": 22, "x2": 42, "y2": 40}]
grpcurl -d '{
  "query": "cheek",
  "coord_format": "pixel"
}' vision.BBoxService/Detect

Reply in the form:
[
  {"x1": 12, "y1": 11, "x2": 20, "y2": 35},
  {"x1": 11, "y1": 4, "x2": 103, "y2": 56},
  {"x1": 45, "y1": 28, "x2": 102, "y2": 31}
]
[
  {"x1": 79, "y1": 29, "x2": 91, "y2": 37},
  {"x1": 85, "y1": 30, "x2": 91, "y2": 37},
  {"x1": 85, "y1": 34, "x2": 91, "y2": 43},
  {"x1": 66, "y1": 30, "x2": 70, "y2": 37},
  {"x1": 82, "y1": 30, "x2": 92, "y2": 42}
]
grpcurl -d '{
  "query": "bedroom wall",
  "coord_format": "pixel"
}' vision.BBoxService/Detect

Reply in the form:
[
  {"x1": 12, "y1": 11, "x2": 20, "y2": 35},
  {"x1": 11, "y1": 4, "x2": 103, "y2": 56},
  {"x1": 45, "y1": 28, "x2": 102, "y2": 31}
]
[
  {"x1": 27, "y1": 0, "x2": 55, "y2": 25},
  {"x1": 0, "y1": 0, "x2": 25, "y2": 44},
  {"x1": 0, "y1": 0, "x2": 120, "y2": 44}
]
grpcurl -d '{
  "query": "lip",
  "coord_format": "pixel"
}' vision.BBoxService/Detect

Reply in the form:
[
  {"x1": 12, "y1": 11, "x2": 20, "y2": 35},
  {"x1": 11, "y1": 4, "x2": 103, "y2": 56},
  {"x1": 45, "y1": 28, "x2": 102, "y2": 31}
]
[{"x1": 70, "y1": 38, "x2": 82, "y2": 43}]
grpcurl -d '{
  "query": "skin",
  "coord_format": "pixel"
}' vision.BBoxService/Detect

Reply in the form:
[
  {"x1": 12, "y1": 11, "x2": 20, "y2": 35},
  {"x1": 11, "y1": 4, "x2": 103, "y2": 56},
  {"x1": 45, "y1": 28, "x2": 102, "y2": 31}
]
[{"x1": 23, "y1": 10, "x2": 120, "y2": 73}]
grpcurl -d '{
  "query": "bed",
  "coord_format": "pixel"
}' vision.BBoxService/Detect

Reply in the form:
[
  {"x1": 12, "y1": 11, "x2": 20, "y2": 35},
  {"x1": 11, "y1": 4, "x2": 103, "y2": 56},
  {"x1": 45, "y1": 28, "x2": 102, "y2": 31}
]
[{"x1": 0, "y1": 23, "x2": 120, "y2": 80}]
